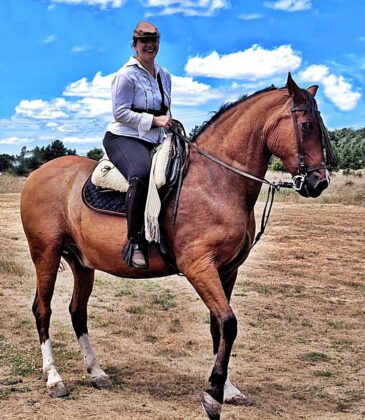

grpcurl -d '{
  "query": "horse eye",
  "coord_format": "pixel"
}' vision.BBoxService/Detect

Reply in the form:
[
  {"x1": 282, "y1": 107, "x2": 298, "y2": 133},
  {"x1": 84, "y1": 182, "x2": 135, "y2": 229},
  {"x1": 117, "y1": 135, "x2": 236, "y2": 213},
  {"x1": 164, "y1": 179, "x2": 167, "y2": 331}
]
[{"x1": 301, "y1": 121, "x2": 314, "y2": 131}]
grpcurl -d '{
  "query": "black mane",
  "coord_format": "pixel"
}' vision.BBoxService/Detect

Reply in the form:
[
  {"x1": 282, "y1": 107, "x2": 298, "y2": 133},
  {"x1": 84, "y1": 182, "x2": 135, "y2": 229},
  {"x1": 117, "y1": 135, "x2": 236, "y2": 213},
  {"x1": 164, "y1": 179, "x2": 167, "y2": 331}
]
[{"x1": 191, "y1": 85, "x2": 277, "y2": 140}]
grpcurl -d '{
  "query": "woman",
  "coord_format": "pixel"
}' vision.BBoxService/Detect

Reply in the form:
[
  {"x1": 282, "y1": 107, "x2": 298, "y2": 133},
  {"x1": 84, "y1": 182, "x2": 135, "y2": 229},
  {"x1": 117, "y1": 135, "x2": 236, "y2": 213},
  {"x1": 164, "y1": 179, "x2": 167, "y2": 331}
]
[{"x1": 103, "y1": 21, "x2": 172, "y2": 268}]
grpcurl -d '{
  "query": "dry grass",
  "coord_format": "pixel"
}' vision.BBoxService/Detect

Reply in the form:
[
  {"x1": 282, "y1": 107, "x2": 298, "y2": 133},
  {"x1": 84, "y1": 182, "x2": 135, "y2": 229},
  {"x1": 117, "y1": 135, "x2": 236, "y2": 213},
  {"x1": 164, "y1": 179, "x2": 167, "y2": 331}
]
[
  {"x1": 0, "y1": 177, "x2": 364, "y2": 419},
  {"x1": 263, "y1": 170, "x2": 365, "y2": 206},
  {"x1": 0, "y1": 175, "x2": 25, "y2": 194}
]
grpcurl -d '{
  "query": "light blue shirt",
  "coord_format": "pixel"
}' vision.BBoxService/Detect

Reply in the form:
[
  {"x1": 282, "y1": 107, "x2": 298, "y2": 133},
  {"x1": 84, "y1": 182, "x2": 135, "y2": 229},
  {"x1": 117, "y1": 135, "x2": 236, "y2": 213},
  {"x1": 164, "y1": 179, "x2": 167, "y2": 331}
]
[{"x1": 107, "y1": 56, "x2": 171, "y2": 144}]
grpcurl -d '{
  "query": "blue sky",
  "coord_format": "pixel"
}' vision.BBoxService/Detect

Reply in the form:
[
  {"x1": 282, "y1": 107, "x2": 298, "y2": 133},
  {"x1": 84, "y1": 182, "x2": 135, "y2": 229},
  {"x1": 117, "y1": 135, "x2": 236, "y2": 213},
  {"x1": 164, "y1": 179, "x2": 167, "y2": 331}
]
[{"x1": 1, "y1": 0, "x2": 364, "y2": 155}]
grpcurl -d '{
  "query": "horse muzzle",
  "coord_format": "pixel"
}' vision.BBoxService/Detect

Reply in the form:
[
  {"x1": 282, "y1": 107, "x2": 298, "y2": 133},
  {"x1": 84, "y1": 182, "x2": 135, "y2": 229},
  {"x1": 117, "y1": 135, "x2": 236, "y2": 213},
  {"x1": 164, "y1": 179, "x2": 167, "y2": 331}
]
[{"x1": 294, "y1": 169, "x2": 330, "y2": 198}]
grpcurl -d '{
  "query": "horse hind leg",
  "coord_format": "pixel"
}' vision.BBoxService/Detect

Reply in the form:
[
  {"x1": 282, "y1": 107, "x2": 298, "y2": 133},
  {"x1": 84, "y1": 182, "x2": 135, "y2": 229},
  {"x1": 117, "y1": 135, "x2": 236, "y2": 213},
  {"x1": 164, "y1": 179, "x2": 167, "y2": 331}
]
[
  {"x1": 65, "y1": 253, "x2": 112, "y2": 390},
  {"x1": 31, "y1": 245, "x2": 69, "y2": 398}
]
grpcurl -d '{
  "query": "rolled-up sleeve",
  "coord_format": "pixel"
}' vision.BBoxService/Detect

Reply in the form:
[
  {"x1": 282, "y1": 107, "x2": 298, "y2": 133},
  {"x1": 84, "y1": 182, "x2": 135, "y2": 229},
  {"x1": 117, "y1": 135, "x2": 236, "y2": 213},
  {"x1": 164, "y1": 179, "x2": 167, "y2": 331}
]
[{"x1": 111, "y1": 72, "x2": 154, "y2": 137}]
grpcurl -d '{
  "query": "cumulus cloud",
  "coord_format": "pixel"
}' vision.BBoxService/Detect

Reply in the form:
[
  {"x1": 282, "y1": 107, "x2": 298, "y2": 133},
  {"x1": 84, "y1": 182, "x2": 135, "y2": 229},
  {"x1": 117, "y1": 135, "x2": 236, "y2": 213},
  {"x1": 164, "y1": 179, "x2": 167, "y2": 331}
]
[
  {"x1": 63, "y1": 71, "x2": 115, "y2": 98},
  {"x1": 171, "y1": 75, "x2": 223, "y2": 105},
  {"x1": 50, "y1": 0, "x2": 125, "y2": 9},
  {"x1": 299, "y1": 65, "x2": 361, "y2": 111},
  {"x1": 185, "y1": 44, "x2": 302, "y2": 81},
  {"x1": 264, "y1": 0, "x2": 311, "y2": 12},
  {"x1": 144, "y1": 0, "x2": 229, "y2": 16}
]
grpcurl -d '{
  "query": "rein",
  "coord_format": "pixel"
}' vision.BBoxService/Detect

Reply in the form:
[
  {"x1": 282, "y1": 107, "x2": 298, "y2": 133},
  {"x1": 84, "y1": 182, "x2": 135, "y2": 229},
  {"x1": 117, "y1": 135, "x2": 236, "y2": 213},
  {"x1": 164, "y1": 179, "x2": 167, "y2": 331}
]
[{"x1": 169, "y1": 125, "x2": 293, "y2": 248}]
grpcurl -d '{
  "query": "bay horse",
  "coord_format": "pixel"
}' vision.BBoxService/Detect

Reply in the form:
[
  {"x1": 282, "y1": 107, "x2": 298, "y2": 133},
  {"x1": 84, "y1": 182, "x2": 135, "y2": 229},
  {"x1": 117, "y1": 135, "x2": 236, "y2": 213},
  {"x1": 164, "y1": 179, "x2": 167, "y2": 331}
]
[{"x1": 20, "y1": 74, "x2": 333, "y2": 419}]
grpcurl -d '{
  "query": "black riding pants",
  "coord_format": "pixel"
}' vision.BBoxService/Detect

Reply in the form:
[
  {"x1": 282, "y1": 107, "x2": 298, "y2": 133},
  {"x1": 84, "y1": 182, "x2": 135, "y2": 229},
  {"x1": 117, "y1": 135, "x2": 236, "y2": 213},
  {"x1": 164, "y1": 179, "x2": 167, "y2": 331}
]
[
  {"x1": 103, "y1": 131, "x2": 155, "y2": 185},
  {"x1": 103, "y1": 131, "x2": 156, "y2": 240}
]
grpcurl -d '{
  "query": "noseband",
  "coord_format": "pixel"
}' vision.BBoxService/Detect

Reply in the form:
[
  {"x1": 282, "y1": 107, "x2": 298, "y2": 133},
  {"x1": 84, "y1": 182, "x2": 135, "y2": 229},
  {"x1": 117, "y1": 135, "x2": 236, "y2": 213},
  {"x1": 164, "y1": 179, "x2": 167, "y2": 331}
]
[{"x1": 290, "y1": 90, "x2": 336, "y2": 191}]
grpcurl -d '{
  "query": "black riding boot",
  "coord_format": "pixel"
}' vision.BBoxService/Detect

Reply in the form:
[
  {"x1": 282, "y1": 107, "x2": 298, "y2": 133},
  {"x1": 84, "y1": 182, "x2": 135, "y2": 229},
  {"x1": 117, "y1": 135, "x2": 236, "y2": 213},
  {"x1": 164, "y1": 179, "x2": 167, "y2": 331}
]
[{"x1": 122, "y1": 177, "x2": 149, "y2": 268}]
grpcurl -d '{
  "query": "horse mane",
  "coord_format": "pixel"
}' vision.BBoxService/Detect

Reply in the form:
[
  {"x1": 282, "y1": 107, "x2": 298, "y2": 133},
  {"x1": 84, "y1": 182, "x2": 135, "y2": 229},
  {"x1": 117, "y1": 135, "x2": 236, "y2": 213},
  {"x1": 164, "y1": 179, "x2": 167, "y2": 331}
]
[{"x1": 192, "y1": 85, "x2": 278, "y2": 140}]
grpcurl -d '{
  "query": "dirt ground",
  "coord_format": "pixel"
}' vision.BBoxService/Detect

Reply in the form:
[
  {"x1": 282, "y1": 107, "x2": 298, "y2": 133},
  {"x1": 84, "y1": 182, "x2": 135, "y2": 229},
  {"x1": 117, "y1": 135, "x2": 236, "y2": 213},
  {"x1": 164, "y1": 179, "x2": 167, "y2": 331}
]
[{"x1": 0, "y1": 191, "x2": 364, "y2": 419}]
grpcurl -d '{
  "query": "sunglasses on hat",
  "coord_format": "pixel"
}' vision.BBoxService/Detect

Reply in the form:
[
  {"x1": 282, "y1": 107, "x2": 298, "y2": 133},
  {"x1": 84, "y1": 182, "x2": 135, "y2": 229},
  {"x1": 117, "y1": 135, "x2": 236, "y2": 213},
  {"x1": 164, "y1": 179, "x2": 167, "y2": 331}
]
[{"x1": 138, "y1": 36, "x2": 159, "y2": 44}]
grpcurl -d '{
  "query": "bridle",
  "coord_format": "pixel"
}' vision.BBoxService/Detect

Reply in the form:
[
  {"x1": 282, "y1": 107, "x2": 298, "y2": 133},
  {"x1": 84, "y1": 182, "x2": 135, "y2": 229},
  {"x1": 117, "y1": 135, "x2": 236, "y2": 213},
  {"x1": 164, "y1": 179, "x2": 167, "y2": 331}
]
[
  {"x1": 168, "y1": 89, "x2": 335, "y2": 246},
  {"x1": 290, "y1": 89, "x2": 336, "y2": 191}
]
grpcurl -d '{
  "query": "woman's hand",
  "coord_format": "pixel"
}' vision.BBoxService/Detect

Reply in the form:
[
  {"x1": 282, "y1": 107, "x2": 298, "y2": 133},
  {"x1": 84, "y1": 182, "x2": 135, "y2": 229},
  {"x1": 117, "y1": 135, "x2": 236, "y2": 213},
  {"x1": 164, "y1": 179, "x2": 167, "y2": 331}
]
[{"x1": 153, "y1": 115, "x2": 172, "y2": 129}]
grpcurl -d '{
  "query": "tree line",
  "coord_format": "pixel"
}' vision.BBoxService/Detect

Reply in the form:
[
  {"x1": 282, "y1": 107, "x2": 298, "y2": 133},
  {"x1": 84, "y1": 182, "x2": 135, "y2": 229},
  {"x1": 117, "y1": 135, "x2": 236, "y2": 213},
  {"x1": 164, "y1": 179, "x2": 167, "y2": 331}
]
[
  {"x1": 0, "y1": 128, "x2": 364, "y2": 176},
  {"x1": 0, "y1": 140, "x2": 103, "y2": 176}
]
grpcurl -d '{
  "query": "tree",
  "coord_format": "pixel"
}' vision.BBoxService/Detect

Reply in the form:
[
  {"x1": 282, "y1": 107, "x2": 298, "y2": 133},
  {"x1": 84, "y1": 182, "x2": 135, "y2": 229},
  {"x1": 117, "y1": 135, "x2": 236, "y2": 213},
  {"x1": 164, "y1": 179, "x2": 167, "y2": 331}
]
[
  {"x1": 43, "y1": 140, "x2": 76, "y2": 161},
  {"x1": 87, "y1": 148, "x2": 104, "y2": 161},
  {"x1": 0, "y1": 154, "x2": 15, "y2": 172}
]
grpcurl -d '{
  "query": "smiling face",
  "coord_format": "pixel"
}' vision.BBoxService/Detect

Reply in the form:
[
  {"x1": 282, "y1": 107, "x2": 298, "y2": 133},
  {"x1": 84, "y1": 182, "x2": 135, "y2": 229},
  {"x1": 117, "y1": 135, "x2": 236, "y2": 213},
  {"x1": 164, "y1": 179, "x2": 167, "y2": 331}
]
[
  {"x1": 134, "y1": 36, "x2": 160, "y2": 63},
  {"x1": 133, "y1": 21, "x2": 160, "y2": 66}
]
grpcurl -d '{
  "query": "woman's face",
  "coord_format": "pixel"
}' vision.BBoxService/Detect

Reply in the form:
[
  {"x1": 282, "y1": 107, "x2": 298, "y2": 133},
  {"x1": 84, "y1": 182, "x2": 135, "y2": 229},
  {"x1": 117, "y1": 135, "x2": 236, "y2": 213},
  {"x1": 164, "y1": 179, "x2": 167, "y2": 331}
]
[{"x1": 134, "y1": 37, "x2": 160, "y2": 63}]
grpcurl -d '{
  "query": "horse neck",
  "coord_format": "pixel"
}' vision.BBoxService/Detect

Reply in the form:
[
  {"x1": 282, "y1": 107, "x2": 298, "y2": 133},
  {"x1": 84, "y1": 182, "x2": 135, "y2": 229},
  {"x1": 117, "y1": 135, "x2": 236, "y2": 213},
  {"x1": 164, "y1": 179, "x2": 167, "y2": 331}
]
[{"x1": 195, "y1": 90, "x2": 286, "y2": 182}]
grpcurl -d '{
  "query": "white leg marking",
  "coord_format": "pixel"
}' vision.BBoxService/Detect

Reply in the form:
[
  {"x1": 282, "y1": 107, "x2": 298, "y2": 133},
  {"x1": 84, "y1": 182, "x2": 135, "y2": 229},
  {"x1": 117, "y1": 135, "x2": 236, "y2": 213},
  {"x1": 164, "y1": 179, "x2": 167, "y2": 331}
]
[
  {"x1": 78, "y1": 334, "x2": 107, "y2": 379},
  {"x1": 224, "y1": 377, "x2": 246, "y2": 401},
  {"x1": 41, "y1": 339, "x2": 63, "y2": 387}
]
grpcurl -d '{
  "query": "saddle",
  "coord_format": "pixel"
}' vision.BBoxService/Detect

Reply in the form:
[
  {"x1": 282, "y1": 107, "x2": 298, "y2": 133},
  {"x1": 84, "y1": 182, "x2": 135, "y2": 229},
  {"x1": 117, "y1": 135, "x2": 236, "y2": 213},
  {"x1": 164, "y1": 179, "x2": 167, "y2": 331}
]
[{"x1": 82, "y1": 120, "x2": 188, "y2": 218}]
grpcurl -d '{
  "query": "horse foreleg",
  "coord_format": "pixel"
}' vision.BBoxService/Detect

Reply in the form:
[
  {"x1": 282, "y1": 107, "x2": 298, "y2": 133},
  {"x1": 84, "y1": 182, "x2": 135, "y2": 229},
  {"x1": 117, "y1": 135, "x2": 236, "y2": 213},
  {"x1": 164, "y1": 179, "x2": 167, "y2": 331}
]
[
  {"x1": 67, "y1": 259, "x2": 112, "y2": 390},
  {"x1": 183, "y1": 261, "x2": 237, "y2": 420},
  {"x1": 32, "y1": 248, "x2": 69, "y2": 398},
  {"x1": 210, "y1": 269, "x2": 252, "y2": 407}
]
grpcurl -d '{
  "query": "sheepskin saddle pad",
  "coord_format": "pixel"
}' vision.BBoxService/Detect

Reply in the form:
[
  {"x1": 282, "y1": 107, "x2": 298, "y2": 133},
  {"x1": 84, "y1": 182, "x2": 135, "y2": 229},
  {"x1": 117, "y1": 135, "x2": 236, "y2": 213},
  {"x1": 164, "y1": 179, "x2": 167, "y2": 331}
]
[{"x1": 82, "y1": 133, "x2": 178, "y2": 217}]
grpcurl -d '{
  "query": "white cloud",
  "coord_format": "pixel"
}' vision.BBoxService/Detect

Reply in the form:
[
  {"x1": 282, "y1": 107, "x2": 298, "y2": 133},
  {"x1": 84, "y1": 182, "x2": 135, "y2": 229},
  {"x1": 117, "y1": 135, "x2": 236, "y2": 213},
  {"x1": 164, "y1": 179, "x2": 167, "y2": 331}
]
[
  {"x1": 0, "y1": 136, "x2": 31, "y2": 145},
  {"x1": 239, "y1": 13, "x2": 263, "y2": 20},
  {"x1": 63, "y1": 71, "x2": 115, "y2": 98},
  {"x1": 185, "y1": 44, "x2": 302, "y2": 81},
  {"x1": 264, "y1": 0, "x2": 311, "y2": 12},
  {"x1": 42, "y1": 34, "x2": 57, "y2": 44},
  {"x1": 171, "y1": 75, "x2": 223, "y2": 105},
  {"x1": 62, "y1": 136, "x2": 101, "y2": 144},
  {"x1": 144, "y1": 0, "x2": 229, "y2": 16},
  {"x1": 15, "y1": 99, "x2": 69, "y2": 120},
  {"x1": 50, "y1": 0, "x2": 125, "y2": 9},
  {"x1": 72, "y1": 45, "x2": 93, "y2": 53},
  {"x1": 299, "y1": 65, "x2": 361, "y2": 111}
]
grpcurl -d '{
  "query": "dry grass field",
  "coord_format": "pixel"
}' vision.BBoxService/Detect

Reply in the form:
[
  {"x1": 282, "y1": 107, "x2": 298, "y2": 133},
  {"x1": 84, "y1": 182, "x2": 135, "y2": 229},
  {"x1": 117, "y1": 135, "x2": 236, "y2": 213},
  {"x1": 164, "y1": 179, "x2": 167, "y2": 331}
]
[{"x1": 0, "y1": 172, "x2": 364, "y2": 419}]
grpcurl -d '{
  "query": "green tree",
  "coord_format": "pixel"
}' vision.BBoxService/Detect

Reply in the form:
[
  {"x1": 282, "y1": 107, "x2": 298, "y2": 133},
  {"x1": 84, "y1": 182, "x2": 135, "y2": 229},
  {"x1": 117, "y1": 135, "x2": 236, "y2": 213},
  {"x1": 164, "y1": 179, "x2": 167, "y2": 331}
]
[
  {"x1": 87, "y1": 148, "x2": 104, "y2": 161},
  {"x1": 43, "y1": 140, "x2": 76, "y2": 161},
  {"x1": 0, "y1": 154, "x2": 15, "y2": 172}
]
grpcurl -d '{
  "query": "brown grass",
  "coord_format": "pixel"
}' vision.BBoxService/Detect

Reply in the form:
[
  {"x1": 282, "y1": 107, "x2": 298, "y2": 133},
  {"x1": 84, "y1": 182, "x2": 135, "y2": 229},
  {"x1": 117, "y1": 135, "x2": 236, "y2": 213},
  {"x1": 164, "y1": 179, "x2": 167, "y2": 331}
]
[
  {"x1": 0, "y1": 177, "x2": 364, "y2": 419},
  {"x1": 0, "y1": 175, "x2": 25, "y2": 194},
  {"x1": 263, "y1": 170, "x2": 365, "y2": 206}
]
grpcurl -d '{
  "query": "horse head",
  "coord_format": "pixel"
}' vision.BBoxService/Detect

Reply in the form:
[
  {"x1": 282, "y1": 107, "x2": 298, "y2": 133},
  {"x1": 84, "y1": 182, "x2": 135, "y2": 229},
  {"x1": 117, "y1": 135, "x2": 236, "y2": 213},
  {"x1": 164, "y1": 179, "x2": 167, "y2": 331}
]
[{"x1": 267, "y1": 73, "x2": 335, "y2": 198}]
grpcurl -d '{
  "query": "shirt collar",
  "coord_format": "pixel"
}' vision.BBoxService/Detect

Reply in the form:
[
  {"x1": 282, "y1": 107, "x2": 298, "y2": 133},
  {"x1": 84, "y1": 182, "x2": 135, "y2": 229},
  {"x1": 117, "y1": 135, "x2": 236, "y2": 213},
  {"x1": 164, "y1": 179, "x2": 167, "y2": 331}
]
[{"x1": 125, "y1": 56, "x2": 161, "y2": 76}]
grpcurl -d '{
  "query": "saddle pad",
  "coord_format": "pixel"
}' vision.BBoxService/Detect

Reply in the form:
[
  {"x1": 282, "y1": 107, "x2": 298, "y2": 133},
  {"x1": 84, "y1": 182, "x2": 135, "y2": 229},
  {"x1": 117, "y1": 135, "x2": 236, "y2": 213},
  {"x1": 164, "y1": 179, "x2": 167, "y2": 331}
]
[{"x1": 82, "y1": 177, "x2": 126, "y2": 217}]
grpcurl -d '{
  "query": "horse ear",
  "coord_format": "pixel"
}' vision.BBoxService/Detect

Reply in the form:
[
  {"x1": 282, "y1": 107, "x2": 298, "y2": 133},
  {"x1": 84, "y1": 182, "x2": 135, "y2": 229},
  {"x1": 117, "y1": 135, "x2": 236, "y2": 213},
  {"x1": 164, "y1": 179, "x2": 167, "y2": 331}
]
[
  {"x1": 286, "y1": 72, "x2": 304, "y2": 101},
  {"x1": 307, "y1": 85, "x2": 319, "y2": 97}
]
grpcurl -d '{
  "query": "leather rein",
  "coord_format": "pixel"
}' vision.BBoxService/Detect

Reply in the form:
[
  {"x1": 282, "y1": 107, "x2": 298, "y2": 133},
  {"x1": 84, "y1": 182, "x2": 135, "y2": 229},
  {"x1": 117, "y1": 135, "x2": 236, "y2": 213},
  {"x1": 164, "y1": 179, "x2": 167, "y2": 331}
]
[{"x1": 169, "y1": 91, "x2": 335, "y2": 247}]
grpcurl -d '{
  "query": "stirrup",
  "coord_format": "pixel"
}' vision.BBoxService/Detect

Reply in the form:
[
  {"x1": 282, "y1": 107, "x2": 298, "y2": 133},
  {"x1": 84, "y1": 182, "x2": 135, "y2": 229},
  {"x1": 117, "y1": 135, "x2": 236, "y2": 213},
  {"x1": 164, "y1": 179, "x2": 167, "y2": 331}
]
[{"x1": 122, "y1": 239, "x2": 148, "y2": 269}]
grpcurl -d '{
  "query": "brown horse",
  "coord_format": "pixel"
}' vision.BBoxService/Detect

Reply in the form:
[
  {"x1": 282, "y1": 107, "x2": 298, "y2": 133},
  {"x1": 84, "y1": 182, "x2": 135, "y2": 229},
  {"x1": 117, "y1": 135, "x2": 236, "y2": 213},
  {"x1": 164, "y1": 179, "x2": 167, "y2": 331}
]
[{"x1": 20, "y1": 74, "x2": 333, "y2": 419}]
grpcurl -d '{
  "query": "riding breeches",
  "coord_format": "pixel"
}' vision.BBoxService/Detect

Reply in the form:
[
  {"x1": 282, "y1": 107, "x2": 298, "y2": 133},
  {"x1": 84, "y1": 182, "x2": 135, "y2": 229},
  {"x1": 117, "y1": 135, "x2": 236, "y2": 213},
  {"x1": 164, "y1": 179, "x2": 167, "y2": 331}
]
[{"x1": 103, "y1": 131, "x2": 155, "y2": 239}]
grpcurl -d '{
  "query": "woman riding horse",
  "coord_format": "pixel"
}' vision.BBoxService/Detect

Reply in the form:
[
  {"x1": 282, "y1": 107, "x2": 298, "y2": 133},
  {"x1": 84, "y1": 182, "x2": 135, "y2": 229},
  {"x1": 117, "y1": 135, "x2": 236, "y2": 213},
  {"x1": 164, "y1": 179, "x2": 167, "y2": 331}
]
[
  {"x1": 20, "y1": 73, "x2": 333, "y2": 419},
  {"x1": 103, "y1": 21, "x2": 172, "y2": 268}
]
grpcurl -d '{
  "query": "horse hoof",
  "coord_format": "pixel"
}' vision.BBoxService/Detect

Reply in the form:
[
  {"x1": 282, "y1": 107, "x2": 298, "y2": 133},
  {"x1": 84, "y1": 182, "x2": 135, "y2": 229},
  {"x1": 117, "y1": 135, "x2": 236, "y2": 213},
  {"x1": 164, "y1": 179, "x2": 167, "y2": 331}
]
[
  {"x1": 224, "y1": 393, "x2": 254, "y2": 407},
  {"x1": 202, "y1": 392, "x2": 222, "y2": 420},
  {"x1": 91, "y1": 375, "x2": 113, "y2": 390},
  {"x1": 47, "y1": 381, "x2": 69, "y2": 398}
]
